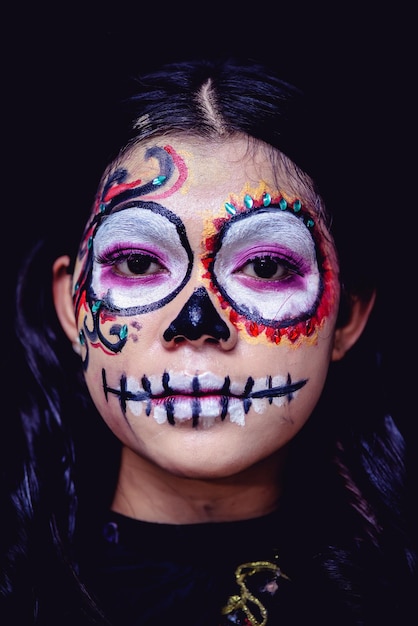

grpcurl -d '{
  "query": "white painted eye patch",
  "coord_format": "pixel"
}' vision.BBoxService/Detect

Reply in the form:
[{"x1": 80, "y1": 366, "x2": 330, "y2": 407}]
[
  {"x1": 212, "y1": 210, "x2": 321, "y2": 325},
  {"x1": 91, "y1": 205, "x2": 192, "y2": 312},
  {"x1": 90, "y1": 204, "x2": 321, "y2": 325}
]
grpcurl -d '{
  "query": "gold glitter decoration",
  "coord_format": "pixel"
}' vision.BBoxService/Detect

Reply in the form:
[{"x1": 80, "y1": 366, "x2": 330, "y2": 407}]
[{"x1": 221, "y1": 560, "x2": 290, "y2": 626}]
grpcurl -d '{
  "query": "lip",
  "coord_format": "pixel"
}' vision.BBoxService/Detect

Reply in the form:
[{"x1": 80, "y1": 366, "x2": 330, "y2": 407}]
[{"x1": 102, "y1": 370, "x2": 307, "y2": 427}]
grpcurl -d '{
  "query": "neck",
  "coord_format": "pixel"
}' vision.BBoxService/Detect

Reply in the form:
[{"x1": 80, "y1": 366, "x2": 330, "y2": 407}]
[{"x1": 111, "y1": 446, "x2": 287, "y2": 524}]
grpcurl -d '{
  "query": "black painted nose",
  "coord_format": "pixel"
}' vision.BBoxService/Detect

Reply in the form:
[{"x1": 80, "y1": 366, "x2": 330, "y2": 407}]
[{"x1": 163, "y1": 287, "x2": 230, "y2": 343}]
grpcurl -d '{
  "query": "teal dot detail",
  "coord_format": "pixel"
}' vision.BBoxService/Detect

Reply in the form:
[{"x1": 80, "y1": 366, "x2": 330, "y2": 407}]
[
  {"x1": 279, "y1": 198, "x2": 287, "y2": 210},
  {"x1": 305, "y1": 217, "x2": 315, "y2": 228},
  {"x1": 119, "y1": 324, "x2": 128, "y2": 340},
  {"x1": 87, "y1": 236, "x2": 93, "y2": 249},
  {"x1": 92, "y1": 300, "x2": 102, "y2": 313},
  {"x1": 152, "y1": 175, "x2": 166, "y2": 186},
  {"x1": 99, "y1": 203, "x2": 106, "y2": 213},
  {"x1": 262, "y1": 193, "x2": 271, "y2": 207},
  {"x1": 79, "y1": 331, "x2": 85, "y2": 345},
  {"x1": 244, "y1": 194, "x2": 253, "y2": 209},
  {"x1": 225, "y1": 202, "x2": 237, "y2": 215},
  {"x1": 292, "y1": 199, "x2": 302, "y2": 213}
]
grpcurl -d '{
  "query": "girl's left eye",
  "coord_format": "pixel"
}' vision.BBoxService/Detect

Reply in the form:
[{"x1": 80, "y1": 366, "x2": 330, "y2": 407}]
[
  {"x1": 115, "y1": 253, "x2": 165, "y2": 277},
  {"x1": 236, "y1": 255, "x2": 297, "y2": 281}
]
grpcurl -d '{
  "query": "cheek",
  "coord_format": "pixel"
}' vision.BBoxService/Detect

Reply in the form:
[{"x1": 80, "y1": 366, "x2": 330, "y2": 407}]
[
  {"x1": 247, "y1": 313, "x2": 336, "y2": 417},
  {"x1": 81, "y1": 345, "x2": 140, "y2": 446},
  {"x1": 74, "y1": 306, "x2": 148, "y2": 415},
  {"x1": 253, "y1": 335, "x2": 334, "y2": 449},
  {"x1": 83, "y1": 361, "x2": 107, "y2": 411}
]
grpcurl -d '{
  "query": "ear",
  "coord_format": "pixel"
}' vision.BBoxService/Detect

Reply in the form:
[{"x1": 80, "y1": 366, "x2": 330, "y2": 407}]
[
  {"x1": 52, "y1": 255, "x2": 78, "y2": 345},
  {"x1": 332, "y1": 291, "x2": 376, "y2": 361}
]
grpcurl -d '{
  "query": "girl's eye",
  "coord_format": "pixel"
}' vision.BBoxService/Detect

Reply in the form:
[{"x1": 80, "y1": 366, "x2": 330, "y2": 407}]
[
  {"x1": 116, "y1": 253, "x2": 164, "y2": 277},
  {"x1": 98, "y1": 250, "x2": 167, "y2": 277},
  {"x1": 237, "y1": 255, "x2": 296, "y2": 281}
]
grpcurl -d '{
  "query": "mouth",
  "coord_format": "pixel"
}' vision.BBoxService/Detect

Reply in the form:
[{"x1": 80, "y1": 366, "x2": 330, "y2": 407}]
[{"x1": 102, "y1": 370, "x2": 307, "y2": 428}]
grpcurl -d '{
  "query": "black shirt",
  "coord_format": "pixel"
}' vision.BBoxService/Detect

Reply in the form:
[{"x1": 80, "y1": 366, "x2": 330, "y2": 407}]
[{"x1": 89, "y1": 509, "x2": 294, "y2": 626}]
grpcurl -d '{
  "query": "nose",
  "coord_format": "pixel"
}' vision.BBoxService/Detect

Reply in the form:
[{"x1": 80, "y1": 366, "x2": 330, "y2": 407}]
[{"x1": 162, "y1": 287, "x2": 236, "y2": 349}]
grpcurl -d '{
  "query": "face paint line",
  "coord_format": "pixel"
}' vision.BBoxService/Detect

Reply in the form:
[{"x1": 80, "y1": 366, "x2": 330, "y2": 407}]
[{"x1": 101, "y1": 369, "x2": 308, "y2": 428}]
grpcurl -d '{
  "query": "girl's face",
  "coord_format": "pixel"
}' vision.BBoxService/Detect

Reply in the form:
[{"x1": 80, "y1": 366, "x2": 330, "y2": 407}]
[{"x1": 69, "y1": 136, "x2": 341, "y2": 479}]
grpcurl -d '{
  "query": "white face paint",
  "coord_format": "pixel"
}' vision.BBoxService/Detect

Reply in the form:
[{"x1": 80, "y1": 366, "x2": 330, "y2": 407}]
[
  {"x1": 71, "y1": 135, "x2": 341, "y2": 481},
  {"x1": 213, "y1": 209, "x2": 320, "y2": 324},
  {"x1": 119, "y1": 370, "x2": 306, "y2": 427},
  {"x1": 92, "y1": 205, "x2": 192, "y2": 311}
]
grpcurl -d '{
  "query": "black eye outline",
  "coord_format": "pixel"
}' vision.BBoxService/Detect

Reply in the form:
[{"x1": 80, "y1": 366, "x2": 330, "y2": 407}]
[
  {"x1": 210, "y1": 207, "x2": 323, "y2": 327},
  {"x1": 90, "y1": 201, "x2": 194, "y2": 315}
]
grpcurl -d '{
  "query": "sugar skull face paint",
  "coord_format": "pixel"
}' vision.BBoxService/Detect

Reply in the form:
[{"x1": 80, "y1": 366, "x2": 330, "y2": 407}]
[
  {"x1": 211, "y1": 208, "x2": 320, "y2": 325},
  {"x1": 103, "y1": 369, "x2": 307, "y2": 428},
  {"x1": 69, "y1": 136, "x2": 341, "y2": 479},
  {"x1": 92, "y1": 202, "x2": 193, "y2": 312}
]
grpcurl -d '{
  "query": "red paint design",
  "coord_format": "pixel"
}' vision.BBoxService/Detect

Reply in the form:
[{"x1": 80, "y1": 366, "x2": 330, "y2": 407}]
[
  {"x1": 103, "y1": 179, "x2": 143, "y2": 202},
  {"x1": 89, "y1": 341, "x2": 122, "y2": 356},
  {"x1": 265, "y1": 327, "x2": 282, "y2": 344},
  {"x1": 202, "y1": 191, "x2": 337, "y2": 344},
  {"x1": 248, "y1": 321, "x2": 260, "y2": 337},
  {"x1": 287, "y1": 327, "x2": 300, "y2": 343}
]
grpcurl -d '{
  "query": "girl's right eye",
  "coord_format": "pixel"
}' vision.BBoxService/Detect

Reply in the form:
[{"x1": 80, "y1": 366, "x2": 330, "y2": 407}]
[
  {"x1": 96, "y1": 249, "x2": 167, "y2": 278},
  {"x1": 89, "y1": 206, "x2": 193, "y2": 313},
  {"x1": 114, "y1": 252, "x2": 166, "y2": 277}
]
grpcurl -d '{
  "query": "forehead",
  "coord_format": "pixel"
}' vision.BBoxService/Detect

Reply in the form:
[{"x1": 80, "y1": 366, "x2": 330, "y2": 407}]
[
  {"x1": 122, "y1": 135, "x2": 266, "y2": 177},
  {"x1": 112, "y1": 135, "x2": 315, "y2": 205}
]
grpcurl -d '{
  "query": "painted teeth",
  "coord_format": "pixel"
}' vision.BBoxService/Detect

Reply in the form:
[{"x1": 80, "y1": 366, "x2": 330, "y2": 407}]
[{"x1": 104, "y1": 370, "x2": 306, "y2": 428}]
